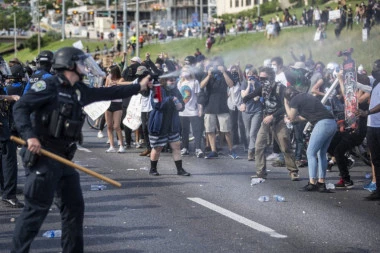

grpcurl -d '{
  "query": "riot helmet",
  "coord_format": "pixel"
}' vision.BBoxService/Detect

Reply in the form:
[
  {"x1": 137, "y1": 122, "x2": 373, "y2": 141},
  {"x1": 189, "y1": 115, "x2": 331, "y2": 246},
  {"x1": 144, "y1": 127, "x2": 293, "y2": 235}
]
[
  {"x1": 37, "y1": 50, "x2": 54, "y2": 64},
  {"x1": 10, "y1": 64, "x2": 25, "y2": 79},
  {"x1": 53, "y1": 47, "x2": 105, "y2": 79}
]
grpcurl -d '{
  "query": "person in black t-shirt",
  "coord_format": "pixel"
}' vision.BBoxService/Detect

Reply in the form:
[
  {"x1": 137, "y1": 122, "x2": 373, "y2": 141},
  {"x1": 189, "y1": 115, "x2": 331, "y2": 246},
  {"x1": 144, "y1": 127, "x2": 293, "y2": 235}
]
[{"x1": 284, "y1": 86, "x2": 336, "y2": 192}]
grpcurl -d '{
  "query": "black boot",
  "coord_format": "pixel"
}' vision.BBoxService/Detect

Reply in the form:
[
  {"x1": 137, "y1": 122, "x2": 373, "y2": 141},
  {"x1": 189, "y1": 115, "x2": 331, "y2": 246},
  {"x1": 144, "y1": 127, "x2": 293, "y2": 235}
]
[
  {"x1": 149, "y1": 168, "x2": 160, "y2": 176},
  {"x1": 177, "y1": 168, "x2": 190, "y2": 176}
]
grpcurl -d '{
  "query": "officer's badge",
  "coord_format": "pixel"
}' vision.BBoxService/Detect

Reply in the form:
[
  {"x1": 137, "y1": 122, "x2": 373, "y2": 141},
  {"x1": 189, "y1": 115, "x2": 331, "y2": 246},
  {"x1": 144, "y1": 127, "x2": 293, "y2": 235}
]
[{"x1": 31, "y1": 81, "x2": 46, "y2": 92}]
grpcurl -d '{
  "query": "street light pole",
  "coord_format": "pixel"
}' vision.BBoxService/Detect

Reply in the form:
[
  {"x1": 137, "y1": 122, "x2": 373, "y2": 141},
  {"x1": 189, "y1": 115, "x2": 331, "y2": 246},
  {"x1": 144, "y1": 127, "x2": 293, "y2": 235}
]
[
  {"x1": 135, "y1": 0, "x2": 139, "y2": 57},
  {"x1": 37, "y1": 0, "x2": 41, "y2": 54},
  {"x1": 123, "y1": 0, "x2": 127, "y2": 53},
  {"x1": 200, "y1": 0, "x2": 203, "y2": 39},
  {"x1": 13, "y1": 13, "x2": 17, "y2": 57},
  {"x1": 62, "y1": 0, "x2": 65, "y2": 41}
]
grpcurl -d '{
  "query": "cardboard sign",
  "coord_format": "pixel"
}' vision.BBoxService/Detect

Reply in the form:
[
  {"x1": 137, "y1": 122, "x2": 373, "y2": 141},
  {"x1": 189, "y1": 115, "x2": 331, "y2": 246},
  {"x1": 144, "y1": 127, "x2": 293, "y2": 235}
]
[
  {"x1": 84, "y1": 101, "x2": 111, "y2": 121},
  {"x1": 123, "y1": 94, "x2": 142, "y2": 131},
  {"x1": 362, "y1": 28, "x2": 368, "y2": 42},
  {"x1": 329, "y1": 10, "x2": 341, "y2": 20}
]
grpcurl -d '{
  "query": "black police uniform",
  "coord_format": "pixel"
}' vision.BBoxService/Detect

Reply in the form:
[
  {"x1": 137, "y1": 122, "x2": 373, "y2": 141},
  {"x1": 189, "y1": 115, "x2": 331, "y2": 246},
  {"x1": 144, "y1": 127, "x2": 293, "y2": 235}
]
[
  {"x1": 0, "y1": 94, "x2": 19, "y2": 205},
  {"x1": 11, "y1": 73, "x2": 141, "y2": 253},
  {"x1": 23, "y1": 69, "x2": 53, "y2": 94}
]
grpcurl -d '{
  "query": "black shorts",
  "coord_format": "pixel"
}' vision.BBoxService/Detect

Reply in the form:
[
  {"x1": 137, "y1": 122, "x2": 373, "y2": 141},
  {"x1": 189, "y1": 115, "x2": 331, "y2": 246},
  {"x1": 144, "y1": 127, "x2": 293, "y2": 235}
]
[{"x1": 107, "y1": 102, "x2": 122, "y2": 112}]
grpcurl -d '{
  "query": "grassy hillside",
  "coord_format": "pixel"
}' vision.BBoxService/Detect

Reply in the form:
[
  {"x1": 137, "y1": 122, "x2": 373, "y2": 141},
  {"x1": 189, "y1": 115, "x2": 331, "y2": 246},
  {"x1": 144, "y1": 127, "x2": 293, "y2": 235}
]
[{"x1": 3, "y1": 23, "x2": 380, "y2": 71}]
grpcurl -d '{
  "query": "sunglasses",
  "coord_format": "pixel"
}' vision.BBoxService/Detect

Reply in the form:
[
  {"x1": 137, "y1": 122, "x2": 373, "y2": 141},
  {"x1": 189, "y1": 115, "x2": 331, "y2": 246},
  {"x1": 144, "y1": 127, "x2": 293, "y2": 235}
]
[{"x1": 259, "y1": 76, "x2": 268, "y2": 81}]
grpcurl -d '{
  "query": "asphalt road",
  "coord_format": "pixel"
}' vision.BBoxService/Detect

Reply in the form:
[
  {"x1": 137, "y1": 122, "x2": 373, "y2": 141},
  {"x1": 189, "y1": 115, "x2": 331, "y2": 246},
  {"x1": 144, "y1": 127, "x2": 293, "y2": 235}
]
[{"x1": 1, "y1": 124, "x2": 380, "y2": 253}]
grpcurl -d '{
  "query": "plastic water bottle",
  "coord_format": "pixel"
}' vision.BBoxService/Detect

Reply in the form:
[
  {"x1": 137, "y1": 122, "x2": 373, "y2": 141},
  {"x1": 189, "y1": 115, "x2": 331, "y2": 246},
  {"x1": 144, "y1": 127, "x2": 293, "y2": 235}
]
[
  {"x1": 258, "y1": 196, "x2": 269, "y2": 202},
  {"x1": 251, "y1": 178, "x2": 265, "y2": 186},
  {"x1": 326, "y1": 183, "x2": 335, "y2": 190},
  {"x1": 365, "y1": 173, "x2": 372, "y2": 179},
  {"x1": 42, "y1": 230, "x2": 62, "y2": 238},
  {"x1": 273, "y1": 195, "x2": 285, "y2": 202},
  {"x1": 286, "y1": 121, "x2": 293, "y2": 129},
  {"x1": 91, "y1": 184, "x2": 107, "y2": 191}
]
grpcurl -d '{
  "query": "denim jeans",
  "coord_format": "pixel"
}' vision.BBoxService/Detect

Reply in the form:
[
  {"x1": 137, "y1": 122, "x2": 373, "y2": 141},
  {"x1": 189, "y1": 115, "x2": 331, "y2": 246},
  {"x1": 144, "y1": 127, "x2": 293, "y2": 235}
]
[
  {"x1": 367, "y1": 127, "x2": 380, "y2": 191},
  {"x1": 229, "y1": 108, "x2": 247, "y2": 147},
  {"x1": 306, "y1": 119, "x2": 337, "y2": 180},
  {"x1": 242, "y1": 111, "x2": 263, "y2": 151}
]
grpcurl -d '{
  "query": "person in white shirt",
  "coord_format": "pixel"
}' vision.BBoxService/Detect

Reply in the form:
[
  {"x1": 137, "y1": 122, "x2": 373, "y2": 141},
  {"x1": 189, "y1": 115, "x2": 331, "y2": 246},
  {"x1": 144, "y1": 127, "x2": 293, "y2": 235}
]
[{"x1": 178, "y1": 65, "x2": 204, "y2": 158}]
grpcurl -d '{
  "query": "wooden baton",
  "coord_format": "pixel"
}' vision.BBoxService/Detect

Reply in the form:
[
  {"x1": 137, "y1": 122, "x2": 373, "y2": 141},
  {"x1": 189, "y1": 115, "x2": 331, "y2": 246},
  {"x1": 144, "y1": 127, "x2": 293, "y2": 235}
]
[{"x1": 10, "y1": 135, "x2": 122, "y2": 188}]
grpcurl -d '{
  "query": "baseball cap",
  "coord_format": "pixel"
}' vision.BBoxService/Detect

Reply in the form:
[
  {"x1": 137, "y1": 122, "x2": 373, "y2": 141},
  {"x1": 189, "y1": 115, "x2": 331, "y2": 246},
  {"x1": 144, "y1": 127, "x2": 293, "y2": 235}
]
[
  {"x1": 130, "y1": 56, "x2": 141, "y2": 63},
  {"x1": 136, "y1": 66, "x2": 149, "y2": 76},
  {"x1": 291, "y1": 62, "x2": 307, "y2": 70}
]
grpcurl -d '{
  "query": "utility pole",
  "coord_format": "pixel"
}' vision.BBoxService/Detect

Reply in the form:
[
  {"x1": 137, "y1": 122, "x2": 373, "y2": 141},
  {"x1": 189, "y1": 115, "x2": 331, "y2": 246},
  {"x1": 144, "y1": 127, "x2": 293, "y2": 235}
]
[
  {"x1": 135, "y1": 0, "x2": 139, "y2": 57},
  {"x1": 13, "y1": 13, "x2": 17, "y2": 57},
  {"x1": 37, "y1": 0, "x2": 41, "y2": 54},
  {"x1": 200, "y1": 0, "x2": 203, "y2": 39},
  {"x1": 114, "y1": 0, "x2": 117, "y2": 50},
  {"x1": 61, "y1": 0, "x2": 65, "y2": 41},
  {"x1": 123, "y1": 0, "x2": 127, "y2": 53}
]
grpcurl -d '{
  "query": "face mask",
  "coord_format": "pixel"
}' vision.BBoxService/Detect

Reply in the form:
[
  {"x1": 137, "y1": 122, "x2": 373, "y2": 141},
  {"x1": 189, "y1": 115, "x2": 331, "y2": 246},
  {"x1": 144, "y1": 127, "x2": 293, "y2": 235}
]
[
  {"x1": 231, "y1": 72, "x2": 239, "y2": 80},
  {"x1": 181, "y1": 71, "x2": 191, "y2": 79},
  {"x1": 166, "y1": 82, "x2": 176, "y2": 90}
]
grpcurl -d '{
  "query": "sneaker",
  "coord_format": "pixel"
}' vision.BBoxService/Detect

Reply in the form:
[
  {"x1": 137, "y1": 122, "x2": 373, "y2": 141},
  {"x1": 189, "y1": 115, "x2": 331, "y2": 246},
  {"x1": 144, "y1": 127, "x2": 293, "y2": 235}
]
[
  {"x1": 290, "y1": 172, "x2": 300, "y2": 181},
  {"x1": 177, "y1": 168, "x2": 191, "y2": 176},
  {"x1": 327, "y1": 159, "x2": 335, "y2": 172},
  {"x1": 2, "y1": 198, "x2": 24, "y2": 208},
  {"x1": 118, "y1": 146, "x2": 126, "y2": 153},
  {"x1": 97, "y1": 131, "x2": 104, "y2": 138},
  {"x1": 139, "y1": 149, "x2": 151, "y2": 156},
  {"x1": 363, "y1": 182, "x2": 377, "y2": 192},
  {"x1": 335, "y1": 178, "x2": 354, "y2": 189},
  {"x1": 266, "y1": 153, "x2": 280, "y2": 161},
  {"x1": 229, "y1": 151, "x2": 239, "y2": 159},
  {"x1": 189, "y1": 136, "x2": 195, "y2": 142},
  {"x1": 181, "y1": 148, "x2": 189, "y2": 156},
  {"x1": 299, "y1": 182, "x2": 318, "y2": 192},
  {"x1": 195, "y1": 149, "x2": 204, "y2": 158},
  {"x1": 364, "y1": 191, "x2": 380, "y2": 201},
  {"x1": 251, "y1": 174, "x2": 267, "y2": 180},
  {"x1": 149, "y1": 168, "x2": 160, "y2": 176},
  {"x1": 271, "y1": 160, "x2": 285, "y2": 167},
  {"x1": 106, "y1": 147, "x2": 116, "y2": 153},
  {"x1": 317, "y1": 182, "x2": 333, "y2": 193},
  {"x1": 205, "y1": 151, "x2": 218, "y2": 159},
  {"x1": 248, "y1": 151, "x2": 255, "y2": 161}
]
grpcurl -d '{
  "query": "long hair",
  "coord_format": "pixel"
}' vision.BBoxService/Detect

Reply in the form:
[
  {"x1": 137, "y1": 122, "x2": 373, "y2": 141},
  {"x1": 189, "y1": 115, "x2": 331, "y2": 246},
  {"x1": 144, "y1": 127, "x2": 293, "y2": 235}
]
[{"x1": 109, "y1": 65, "x2": 121, "y2": 80}]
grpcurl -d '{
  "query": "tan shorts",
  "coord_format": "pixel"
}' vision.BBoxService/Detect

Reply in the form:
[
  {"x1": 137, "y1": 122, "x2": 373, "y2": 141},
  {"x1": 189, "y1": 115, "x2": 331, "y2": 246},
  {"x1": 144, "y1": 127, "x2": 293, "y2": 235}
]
[{"x1": 204, "y1": 113, "x2": 231, "y2": 133}]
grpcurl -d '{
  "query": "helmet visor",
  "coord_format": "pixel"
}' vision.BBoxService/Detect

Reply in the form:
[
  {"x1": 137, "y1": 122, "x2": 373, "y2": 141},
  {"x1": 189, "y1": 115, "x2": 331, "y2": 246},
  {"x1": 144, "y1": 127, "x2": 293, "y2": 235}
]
[
  {"x1": 0, "y1": 61, "x2": 12, "y2": 77},
  {"x1": 76, "y1": 54, "x2": 105, "y2": 78}
]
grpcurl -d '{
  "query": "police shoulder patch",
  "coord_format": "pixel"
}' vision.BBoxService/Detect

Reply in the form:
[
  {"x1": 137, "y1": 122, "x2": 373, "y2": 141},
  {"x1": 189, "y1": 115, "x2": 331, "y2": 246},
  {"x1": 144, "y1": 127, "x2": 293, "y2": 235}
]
[{"x1": 31, "y1": 81, "x2": 47, "y2": 92}]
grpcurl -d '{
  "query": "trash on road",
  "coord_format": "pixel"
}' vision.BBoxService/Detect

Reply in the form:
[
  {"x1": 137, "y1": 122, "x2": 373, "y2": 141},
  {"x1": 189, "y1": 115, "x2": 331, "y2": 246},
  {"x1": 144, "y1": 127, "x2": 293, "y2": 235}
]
[
  {"x1": 365, "y1": 173, "x2": 372, "y2": 179},
  {"x1": 90, "y1": 184, "x2": 107, "y2": 191},
  {"x1": 251, "y1": 178, "x2": 265, "y2": 186},
  {"x1": 326, "y1": 183, "x2": 335, "y2": 190},
  {"x1": 42, "y1": 230, "x2": 62, "y2": 238},
  {"x1": 273, "y1": 195, "x2": 285, "y2": 202},
  {"x1": 258, "y1": 196, "x2": 269, "y2": 202}
]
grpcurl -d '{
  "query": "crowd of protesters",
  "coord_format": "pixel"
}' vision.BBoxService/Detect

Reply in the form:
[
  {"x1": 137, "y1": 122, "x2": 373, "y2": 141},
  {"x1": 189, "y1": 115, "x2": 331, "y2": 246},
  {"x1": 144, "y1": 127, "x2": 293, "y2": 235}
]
[{"x1": 1, "y1": 29, "x2": 380, "y2": 210}]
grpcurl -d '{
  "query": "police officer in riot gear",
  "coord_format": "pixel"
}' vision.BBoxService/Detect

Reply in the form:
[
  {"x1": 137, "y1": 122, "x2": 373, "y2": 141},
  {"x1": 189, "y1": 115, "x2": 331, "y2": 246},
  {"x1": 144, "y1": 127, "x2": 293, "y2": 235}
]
[
  {"x1": 11, "y1": 47, "x2": 151, "y2": 253},
  {"x1": 23, "y1": 50, "x2": 54, "y2": 94},
  {"x1": 0, "y1": 55, "x2": 23, "y2": 208}
]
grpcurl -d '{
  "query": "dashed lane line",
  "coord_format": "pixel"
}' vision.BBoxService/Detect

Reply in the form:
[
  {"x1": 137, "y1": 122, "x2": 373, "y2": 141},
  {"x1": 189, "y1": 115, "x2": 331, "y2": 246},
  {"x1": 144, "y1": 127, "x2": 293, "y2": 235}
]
[{"x1": 188, "y1": 197, "x2": 287, "y2": 238}]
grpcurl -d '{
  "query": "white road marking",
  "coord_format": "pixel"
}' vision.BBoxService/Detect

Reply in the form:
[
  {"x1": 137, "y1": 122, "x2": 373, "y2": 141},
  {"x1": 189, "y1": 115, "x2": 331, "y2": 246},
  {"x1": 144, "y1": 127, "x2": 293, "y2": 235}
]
[
  {"x1": 188, "y1": 197, "x2": 287, "y2": 238},
  {"x1": 77, "y1": 145, "x2": 92, "y2": 152}
]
